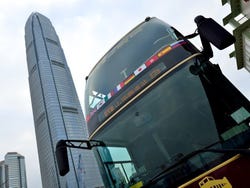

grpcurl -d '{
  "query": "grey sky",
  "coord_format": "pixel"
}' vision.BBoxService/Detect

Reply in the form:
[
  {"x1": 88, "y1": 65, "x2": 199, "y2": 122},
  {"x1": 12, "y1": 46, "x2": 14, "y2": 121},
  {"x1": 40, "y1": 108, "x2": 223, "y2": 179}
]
[{"x1": 0, "y1": 0, "x2": 249, "y2": 187}]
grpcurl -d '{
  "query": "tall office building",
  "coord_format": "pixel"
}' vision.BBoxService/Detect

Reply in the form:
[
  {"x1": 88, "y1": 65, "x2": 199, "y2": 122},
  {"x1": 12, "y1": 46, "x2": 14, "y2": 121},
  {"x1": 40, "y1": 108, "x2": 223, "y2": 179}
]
[
  {"x1": 221, "y1": 0, "x2": 250, "y2": 72},
  {"x1": 0, "y1": 161, "x2": 7, "y2": 187},
  {"x1": 0, "y1": 152, "x2": 27, "y2": 188},
  {"x1": 24, "y1": 12, "x2": 103, "y2": 188}
]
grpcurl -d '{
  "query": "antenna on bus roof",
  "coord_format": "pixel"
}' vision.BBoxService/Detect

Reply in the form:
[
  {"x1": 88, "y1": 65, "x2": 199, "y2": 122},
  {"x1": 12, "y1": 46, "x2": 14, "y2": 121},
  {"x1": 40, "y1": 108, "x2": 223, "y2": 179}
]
[{"x1": 145, "y1": 17, "x2": 151, "y2": 22}]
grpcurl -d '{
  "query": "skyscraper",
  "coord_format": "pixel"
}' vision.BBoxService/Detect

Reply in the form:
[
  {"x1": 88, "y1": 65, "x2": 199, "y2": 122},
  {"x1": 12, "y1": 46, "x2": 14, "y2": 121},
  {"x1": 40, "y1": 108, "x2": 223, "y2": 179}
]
[
  {"x1": 0, "y1": 161, "x2": 7, "y2": 187},
  {"x1": 0, "y1": 152, "x2": 27, "y2": 188},
  {"x1": 24, "y1": 12, "x2": 103, "y2": 188}
]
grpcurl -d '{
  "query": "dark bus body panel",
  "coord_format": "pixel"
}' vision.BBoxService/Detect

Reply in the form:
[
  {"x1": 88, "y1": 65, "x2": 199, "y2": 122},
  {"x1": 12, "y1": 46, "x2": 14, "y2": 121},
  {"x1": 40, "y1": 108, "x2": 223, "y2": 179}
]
[{"x1": 83, "y1": 17, "x2": 250, "y2": 188}]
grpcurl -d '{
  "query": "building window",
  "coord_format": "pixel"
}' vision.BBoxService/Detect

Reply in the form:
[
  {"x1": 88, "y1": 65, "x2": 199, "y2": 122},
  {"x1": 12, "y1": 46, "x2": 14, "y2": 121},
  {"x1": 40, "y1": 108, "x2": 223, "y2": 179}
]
[
  {"x1": 29, "y1": 64, "x2": 37, "y2": 75},
  {"x1": 36, "y1": 112, "x2": 46, "y2": 125},
  {"x1": 26, "y1": 41, "x2": 33, "y2": 52},
  {"x1": 235, "y1": 13, "x2": 248, "y2": 24},
  {"x1": 46, "y1": 38, "x2": 58, "y2": 46},
  {"x1": 51, "y1": 60, "x2": 65, "y2": 68},
  {"x1": 62, "y1": 106, "x2": 78, "y2": 114}
]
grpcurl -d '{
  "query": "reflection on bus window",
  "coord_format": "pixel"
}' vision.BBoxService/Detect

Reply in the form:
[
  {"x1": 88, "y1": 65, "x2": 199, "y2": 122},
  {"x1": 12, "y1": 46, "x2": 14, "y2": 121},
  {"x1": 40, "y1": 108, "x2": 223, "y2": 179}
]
[
  {"x1": 85, "y1": 18, "x2": 183, "y2": 118},
  {"x1": 98, "y1": 147, "x2": 138, "y2": 187}
]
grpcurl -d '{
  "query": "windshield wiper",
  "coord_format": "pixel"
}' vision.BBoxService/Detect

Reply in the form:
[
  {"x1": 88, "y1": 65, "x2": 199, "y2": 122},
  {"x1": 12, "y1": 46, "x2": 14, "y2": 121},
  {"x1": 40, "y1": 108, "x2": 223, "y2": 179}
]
[{"x1": 143, "y1": 148, "x2": 250, "y2": 187}]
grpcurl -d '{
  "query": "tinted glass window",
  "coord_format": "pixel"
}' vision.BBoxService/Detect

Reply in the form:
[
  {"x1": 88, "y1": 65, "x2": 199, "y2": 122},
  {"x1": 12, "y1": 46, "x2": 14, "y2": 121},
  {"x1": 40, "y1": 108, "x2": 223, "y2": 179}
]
[
  {"x1": 85, "y1": 18, "x2": 181, "y2": 115},
  {"x1": 93, "y1": 59, "x2": 250, "y2": 187},
  {"x1": 94, "y1": 61, "x2": 219, "y2": 186}
]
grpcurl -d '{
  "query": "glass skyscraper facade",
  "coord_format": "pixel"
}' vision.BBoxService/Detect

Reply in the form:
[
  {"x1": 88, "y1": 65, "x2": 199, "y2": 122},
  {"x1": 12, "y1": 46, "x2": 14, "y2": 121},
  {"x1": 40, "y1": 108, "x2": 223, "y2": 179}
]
[
  {"x1": 0, "y1": 161, "x2": 7, "y2": 188},
  {"x1": 0, "y1": 152, "x2": 27, "y2": 188},
  {"x1": 24, "y1": 12, "x2": 103, "y2": 188}
]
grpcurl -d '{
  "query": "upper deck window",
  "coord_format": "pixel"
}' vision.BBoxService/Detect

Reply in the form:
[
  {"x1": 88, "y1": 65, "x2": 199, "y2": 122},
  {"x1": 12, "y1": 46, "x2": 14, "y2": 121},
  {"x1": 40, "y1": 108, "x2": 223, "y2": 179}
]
[{"x1": 85, "y1": 18, "x2": 182, "y2": 117}]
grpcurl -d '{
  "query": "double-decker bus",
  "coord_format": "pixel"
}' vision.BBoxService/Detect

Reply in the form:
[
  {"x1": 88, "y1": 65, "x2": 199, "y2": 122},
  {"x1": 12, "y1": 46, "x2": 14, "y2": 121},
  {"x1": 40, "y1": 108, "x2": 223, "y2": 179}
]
[{"x1": 56, "y1": 16, "x2": 250, "y2": 188}]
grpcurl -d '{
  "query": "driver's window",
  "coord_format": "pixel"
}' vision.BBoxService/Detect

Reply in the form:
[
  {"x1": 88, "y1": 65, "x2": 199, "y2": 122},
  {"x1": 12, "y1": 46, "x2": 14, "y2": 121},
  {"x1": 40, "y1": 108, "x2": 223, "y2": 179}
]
[{"x1": 98, "y1": 147, "x2": 137, "y2": 187}]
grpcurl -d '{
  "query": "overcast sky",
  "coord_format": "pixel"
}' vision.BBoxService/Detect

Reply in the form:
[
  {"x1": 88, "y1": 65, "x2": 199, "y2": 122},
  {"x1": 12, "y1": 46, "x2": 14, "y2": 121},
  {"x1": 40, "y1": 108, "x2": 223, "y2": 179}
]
[{"x1": 0, "y1": 0, "x2": 249, "y2": 187}]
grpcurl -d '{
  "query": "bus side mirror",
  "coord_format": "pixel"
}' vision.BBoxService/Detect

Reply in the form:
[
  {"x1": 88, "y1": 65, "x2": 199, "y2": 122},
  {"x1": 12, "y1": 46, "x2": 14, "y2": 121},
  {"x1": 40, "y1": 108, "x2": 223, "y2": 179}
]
[
  {"x1": 56, "y1": 140, "x2": 69, "y2": 176},
  {"x1": 195, "y1": 15, "x2": 236, "y2": 50}
]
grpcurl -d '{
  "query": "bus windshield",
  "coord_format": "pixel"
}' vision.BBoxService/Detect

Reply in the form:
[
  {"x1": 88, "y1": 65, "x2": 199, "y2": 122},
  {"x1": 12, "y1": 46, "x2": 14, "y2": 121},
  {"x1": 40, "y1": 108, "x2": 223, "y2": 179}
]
[
  {"x1": 92, "y1": 59, "x2": 250, "y2": 187},
  {"x1": 85, "y1": 18, "x2": 182, "y2": 118}
]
